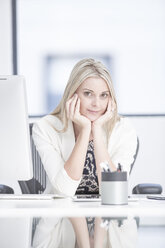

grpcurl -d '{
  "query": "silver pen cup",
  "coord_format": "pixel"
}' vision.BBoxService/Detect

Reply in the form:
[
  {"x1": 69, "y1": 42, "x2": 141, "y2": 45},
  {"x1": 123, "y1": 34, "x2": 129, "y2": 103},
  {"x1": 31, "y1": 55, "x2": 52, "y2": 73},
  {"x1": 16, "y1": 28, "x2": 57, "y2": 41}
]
[{"x1": 101, "y1": 171, "x2": 128, "y2": 205}]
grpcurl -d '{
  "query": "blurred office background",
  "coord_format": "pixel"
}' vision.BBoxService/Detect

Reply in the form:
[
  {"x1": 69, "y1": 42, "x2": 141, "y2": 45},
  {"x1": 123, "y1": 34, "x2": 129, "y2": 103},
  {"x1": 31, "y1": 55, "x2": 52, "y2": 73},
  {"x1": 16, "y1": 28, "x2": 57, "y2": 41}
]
[
  {"x1": 18, "y1": 0, "x2": 165, "y2": 115},
  {"x1": 1, "y1": 0, "x2": 165, "y2": 115},
  {"x1": 0, "y1": 0, "x2": 165, "y2": 192}
]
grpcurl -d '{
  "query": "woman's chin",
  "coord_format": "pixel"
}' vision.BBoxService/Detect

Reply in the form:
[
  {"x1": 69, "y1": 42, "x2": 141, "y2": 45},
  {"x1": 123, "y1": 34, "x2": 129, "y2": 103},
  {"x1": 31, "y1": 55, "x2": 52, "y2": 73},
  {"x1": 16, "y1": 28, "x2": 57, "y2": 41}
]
[
  {"x1": 81, "y1": 112, "x2": 101, "y2": 122},
  {"x1": 85, "y1": 115, "x2": 99, "y2": 122}
]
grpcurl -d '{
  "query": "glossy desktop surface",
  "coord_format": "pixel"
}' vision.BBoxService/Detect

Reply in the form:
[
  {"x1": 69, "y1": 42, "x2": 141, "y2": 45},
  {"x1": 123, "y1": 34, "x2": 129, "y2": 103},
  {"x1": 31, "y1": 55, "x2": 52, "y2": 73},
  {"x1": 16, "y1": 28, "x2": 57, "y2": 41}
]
[{"x1": 0, "y1": 196, "x2": 165, "y2": 248}]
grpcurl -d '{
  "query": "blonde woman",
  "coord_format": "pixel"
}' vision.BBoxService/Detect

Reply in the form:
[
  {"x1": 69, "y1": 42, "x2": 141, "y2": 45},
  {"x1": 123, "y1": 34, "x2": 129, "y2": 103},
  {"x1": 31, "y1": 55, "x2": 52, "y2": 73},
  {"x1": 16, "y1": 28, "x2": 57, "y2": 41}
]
[{"x1": 32, "y1": 58, "x2": 137, "y2": 248}]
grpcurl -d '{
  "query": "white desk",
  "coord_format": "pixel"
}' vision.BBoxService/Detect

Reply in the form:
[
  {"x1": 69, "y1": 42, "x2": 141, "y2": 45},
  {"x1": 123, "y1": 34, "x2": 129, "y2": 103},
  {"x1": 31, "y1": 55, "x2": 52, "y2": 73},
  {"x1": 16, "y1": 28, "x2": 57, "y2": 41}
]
[
  {"x1": 0, "y1": 197, "x2": 165, "y2": 218},
  {"x1": 0, "y1": 197, "x2": 165, "y2": 248}
]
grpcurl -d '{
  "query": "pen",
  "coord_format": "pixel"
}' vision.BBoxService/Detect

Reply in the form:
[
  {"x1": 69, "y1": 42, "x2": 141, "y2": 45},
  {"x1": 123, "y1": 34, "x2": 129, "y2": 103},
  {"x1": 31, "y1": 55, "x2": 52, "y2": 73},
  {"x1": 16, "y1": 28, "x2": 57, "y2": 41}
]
[
  {"x1": 117, "y1": 163, "x2": 122, "y2": 172},
  {"x1": 100, "y1": 161, "x2": 111, "y2": 172}
]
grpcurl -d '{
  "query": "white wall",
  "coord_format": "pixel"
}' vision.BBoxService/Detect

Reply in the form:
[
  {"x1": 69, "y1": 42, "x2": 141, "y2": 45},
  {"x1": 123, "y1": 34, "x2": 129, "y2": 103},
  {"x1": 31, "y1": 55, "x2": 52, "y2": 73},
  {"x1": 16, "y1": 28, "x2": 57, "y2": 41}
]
[{"x1": 0, "y1": 0, "x2": 12, "y2": 74}]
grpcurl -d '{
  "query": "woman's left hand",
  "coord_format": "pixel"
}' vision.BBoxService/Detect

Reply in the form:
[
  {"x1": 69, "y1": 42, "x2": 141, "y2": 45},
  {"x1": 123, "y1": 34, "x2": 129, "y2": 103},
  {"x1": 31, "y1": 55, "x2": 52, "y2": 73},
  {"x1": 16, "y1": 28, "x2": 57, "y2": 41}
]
[{"x1": 92, "y1": 99, "x2": 115, "y2": 131}]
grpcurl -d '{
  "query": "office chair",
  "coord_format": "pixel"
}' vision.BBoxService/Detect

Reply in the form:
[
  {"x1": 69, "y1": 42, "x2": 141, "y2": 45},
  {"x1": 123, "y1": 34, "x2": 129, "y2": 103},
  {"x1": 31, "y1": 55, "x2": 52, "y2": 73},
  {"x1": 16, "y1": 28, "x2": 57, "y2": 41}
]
[
  {"x1": 18, "y1": 123, "x2": 46, "y2": 194},
  {"x1": 19, "y1": 124, "x2": 139, "y2": 195},
  {"x1": 129, "y1": 138, "x2": 162, "y2": 194},
  {"x1": 129, "y1": 138, "x2": 139, "y2": 175},
  {"x1": 0, "y1": 184, "x2": 14, "y2": 194},
  {"x1": 18, "y1": 124, "x2": 162, "y2": 195}
]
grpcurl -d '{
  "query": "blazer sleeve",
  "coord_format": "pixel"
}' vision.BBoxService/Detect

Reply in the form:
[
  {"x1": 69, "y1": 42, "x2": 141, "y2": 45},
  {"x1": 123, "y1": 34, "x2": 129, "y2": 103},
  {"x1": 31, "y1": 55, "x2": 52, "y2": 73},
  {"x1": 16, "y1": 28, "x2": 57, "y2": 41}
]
[
  {"x1": 109, "y1": 118, "x2": 138, "y2": 176},
  {"x1": 32, "y1": 119, "x2": 81, "y2": 196}
]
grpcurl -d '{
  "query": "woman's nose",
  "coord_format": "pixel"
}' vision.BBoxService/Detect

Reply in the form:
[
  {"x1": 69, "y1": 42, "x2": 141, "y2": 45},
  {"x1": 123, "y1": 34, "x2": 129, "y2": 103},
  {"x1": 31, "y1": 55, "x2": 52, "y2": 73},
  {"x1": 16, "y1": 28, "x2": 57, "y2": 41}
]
[{"x1": 91, "y1": 97, "x2": 100, "y2": 107}]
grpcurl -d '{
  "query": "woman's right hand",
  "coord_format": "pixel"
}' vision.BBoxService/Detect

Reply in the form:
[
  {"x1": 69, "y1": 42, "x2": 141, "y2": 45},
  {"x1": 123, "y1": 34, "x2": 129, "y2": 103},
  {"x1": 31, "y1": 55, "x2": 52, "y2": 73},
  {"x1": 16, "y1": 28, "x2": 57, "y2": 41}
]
[{"x1": 66, "y1": 94, "x2": 91, "y2": 131}]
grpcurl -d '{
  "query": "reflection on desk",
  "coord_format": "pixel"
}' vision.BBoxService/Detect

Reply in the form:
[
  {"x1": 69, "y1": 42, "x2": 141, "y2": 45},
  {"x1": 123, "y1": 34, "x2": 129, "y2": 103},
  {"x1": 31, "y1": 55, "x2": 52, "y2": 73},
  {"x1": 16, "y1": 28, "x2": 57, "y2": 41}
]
[
  {"x1": 0, "y1": 215, "x2": 165, "y2": 248},
  {"x1": 32, "y1": 216, "x2": 138, "y2": 248},
  {"x1": 0, "y1": 197, "x2": 165, "y2": 247}
]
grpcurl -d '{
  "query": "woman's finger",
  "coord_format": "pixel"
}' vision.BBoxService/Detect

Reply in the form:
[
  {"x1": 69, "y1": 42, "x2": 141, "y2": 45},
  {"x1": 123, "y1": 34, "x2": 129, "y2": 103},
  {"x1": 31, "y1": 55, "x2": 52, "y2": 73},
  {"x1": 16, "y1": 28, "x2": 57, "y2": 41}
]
[
  {"x1": 99, "y1": 100, "x2": 114, "y2": 123},
  {"x1": 66, "y1": 95, "x2": 76, "y2": 119},
  {"x1": 107, "y1": 99, "x2": 112, "y2": 112},
  {"x1": 75, "y1": 97, "x2": 80, "y2": 116},
  {"x1": 70, "y1": 94, "x2": 78, "y2": 119},
  {"x1": 65, "y1": 101, "x2": 70, "y2": 119},
  {"x1": 111, "y1": 100, "x2": 116, "y2": 112}
]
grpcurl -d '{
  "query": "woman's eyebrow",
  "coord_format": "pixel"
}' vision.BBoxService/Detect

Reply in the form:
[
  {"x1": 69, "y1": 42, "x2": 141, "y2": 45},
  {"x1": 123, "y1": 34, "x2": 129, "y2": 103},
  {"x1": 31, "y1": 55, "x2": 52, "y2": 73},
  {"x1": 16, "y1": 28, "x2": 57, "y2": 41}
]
[
  {"x1": 83, "y1": 88, "x2": 110, "y2": 93},
  {"x1": 102, "y1": 91, "x2": 110, "y2": 93},
  {"x1": 83, "y1": 88, "x2": 94, "y2": 92}
]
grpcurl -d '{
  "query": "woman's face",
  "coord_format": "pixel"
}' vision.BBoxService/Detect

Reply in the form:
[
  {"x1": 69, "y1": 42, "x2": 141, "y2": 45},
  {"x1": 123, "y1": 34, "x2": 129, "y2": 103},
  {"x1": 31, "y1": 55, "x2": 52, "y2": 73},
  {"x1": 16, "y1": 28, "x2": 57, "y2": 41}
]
[{"x1": 76, "y1": 77, "x2": 111, "y2": 122}]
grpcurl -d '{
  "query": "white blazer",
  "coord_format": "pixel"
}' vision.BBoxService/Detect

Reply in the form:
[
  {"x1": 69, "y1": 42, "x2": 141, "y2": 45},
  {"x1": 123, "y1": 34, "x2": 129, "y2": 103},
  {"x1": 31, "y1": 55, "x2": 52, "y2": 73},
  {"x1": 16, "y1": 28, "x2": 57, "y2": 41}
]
[{"x1": 32, "y1": 115, "x2": 137, "y2": 196}]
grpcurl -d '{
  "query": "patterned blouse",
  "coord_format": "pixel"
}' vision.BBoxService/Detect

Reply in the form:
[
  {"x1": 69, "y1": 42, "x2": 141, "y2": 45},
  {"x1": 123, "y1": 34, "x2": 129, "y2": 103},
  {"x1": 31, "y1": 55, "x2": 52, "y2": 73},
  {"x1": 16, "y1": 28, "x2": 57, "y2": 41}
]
[{"x1": 75, "y1": 140, "x2": 99, "y2": 195}]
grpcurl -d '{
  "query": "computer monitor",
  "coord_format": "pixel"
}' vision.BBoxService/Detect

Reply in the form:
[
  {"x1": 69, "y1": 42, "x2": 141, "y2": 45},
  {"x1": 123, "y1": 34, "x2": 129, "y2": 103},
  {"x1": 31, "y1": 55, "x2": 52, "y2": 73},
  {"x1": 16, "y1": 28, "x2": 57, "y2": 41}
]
[{"x1": 0, "y1": 75, "x2": 33, "y2": 180}]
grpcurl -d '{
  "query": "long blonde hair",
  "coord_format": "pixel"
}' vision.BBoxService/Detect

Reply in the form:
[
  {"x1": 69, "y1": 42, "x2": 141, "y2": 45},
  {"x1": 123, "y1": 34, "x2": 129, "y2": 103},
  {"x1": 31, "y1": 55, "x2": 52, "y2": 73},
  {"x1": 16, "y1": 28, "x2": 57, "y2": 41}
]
[{"x1": 51, "y1": 58, "x2": 120, "y2": 137}]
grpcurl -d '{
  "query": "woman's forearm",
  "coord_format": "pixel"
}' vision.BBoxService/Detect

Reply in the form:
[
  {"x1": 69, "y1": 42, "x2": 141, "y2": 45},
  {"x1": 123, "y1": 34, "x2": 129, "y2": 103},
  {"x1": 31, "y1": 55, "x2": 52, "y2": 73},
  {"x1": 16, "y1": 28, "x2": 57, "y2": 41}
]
[
  {"x1": 64, "y1": 128, "x2": 90, "y2": 180},
  {"x1": 69, "y1": 217, "x2": 90, "y2": 248},
  {"x1": 94, "y1": 217, "x2": 107, "y2": 248},
  {"x1": 93, "y1": 127, "x2": 117, "y2": 183}
]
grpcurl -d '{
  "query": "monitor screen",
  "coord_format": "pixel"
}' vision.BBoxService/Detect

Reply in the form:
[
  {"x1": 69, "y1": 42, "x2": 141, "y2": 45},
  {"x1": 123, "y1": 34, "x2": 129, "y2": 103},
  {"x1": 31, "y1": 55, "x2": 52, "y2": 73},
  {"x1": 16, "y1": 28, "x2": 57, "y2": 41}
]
[{"x1": 0, "y1": 75, "x2": 33, "y2": 180}]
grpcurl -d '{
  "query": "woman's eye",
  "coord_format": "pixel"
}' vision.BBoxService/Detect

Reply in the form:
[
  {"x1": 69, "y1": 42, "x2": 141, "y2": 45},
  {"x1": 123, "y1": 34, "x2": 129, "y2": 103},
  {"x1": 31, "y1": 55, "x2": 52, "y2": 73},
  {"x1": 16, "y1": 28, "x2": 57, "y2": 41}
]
[
  {"x1": 101, "y1": 93, "x2": 108, "y2": 98},
  {"x1": 84, "y1": 91, "x2": 92, "y2": 97}
]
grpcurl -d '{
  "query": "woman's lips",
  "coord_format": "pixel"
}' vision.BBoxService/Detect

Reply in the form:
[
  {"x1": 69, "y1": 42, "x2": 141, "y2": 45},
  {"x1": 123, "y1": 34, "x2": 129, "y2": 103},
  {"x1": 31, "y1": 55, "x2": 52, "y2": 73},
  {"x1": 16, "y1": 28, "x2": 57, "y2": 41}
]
[{"x1": 87, "y1": 109, "x2": 100, "y2": 115}]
